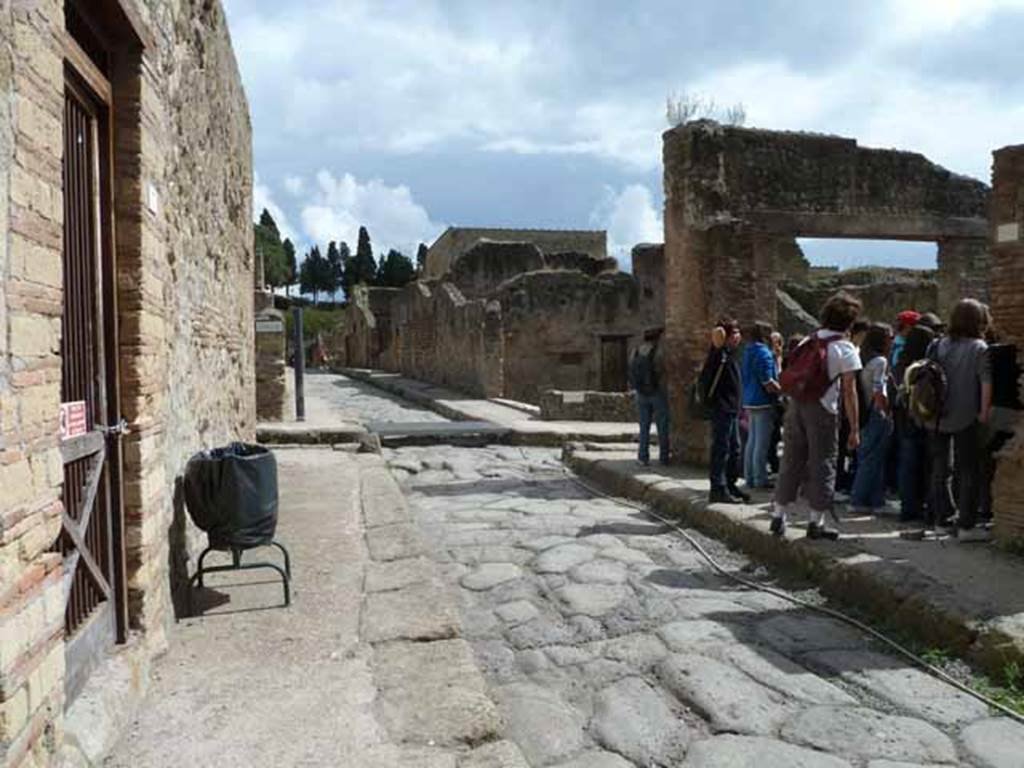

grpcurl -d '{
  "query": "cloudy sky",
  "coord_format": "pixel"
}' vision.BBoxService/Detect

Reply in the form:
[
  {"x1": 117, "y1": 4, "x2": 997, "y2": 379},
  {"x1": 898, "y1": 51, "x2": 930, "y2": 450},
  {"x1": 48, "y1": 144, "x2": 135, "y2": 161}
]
[{"x1": 223, "y1": 0, "x2": 1024, "y2": 271}]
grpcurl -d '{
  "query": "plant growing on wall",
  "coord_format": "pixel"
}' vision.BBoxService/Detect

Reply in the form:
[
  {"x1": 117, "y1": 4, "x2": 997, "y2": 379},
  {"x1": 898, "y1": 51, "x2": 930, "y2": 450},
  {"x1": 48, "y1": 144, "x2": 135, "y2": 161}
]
[{"x1": 666, "y1": 92, "x2": 746, "y2": 127}]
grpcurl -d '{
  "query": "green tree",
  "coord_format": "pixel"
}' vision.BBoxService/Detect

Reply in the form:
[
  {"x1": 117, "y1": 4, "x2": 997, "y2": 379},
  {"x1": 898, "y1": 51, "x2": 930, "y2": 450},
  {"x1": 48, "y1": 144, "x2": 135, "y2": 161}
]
[
  {"x1": 415, "y1": 242, "x2": 428, "y2": 275},
  {"x1": 282, "y1": 238, "x2": 297, "y2": 297},
  {"x1": 299, "y1": 245, "x2": 326, "y2": 304},
  {"x1": 377, "y1": 249, "x2": 416, "y2": 287},
  {"x1": 343, "y1": 225, "x2": 378, "y2": 293},
  {"x1": 254, "y1": 208, "x2": 288, "y2": 288},
  {"x1": 325, "y1": 241, "x2": 350, "y2": 303}
]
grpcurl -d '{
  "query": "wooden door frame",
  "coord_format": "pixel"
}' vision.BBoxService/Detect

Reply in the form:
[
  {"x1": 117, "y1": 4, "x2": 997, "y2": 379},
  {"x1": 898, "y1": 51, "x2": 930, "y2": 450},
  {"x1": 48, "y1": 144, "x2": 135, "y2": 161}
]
[{"x1": 62, "y1": 27, "x2": 128, "y2": 648}]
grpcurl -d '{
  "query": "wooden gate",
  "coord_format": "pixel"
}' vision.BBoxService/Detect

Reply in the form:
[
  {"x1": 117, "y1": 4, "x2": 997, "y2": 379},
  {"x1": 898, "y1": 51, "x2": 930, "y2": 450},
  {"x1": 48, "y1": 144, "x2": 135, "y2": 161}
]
[{"x1": 58, "y1": 43, "x2": 127, "y2": 701}]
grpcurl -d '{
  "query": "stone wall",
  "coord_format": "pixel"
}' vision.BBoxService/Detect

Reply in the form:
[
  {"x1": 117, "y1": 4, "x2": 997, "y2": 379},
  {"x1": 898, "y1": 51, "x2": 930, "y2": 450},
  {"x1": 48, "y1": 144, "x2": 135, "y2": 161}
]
[
  {"x1": 538, "y1": 390, "x2": 636, "y2": 422},
  {"x1": 496, "y1": 271, "x2": 641, "y2": 404},
  {"x1": 0, "y1": 2, "x2": 253, "y2": 765},
  {"x1": 425, "y1": 226, "x2": 607, "y2": 279},
  {"x1": 379, "y1": 281, "x2": 504, "y2": 398},
  {"x1": 990, "y1": 145, "x2": 1024, "y2": 547},
  {"x1": 663, "y1": 121, "x2": 990, "y2": 462},
  {"x1": 631, "y1": 243, "x2": 665, "y2": 329},
  {"x1": 781, "y1": 267, "x2": 940, "y2": 326}
]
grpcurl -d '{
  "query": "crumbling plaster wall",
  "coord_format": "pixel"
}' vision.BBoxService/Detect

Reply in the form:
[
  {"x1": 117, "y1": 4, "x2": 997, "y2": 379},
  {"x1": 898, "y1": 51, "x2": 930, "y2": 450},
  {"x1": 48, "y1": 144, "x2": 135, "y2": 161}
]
[{"x1": 663, "y1": 121, "x2": 990, "y2": 462}]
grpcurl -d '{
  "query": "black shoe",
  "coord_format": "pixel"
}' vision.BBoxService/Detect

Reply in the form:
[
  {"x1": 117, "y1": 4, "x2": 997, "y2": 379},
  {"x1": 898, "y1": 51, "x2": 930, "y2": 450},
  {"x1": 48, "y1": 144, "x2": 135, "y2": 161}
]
[
  {"x1": 806, "y1": 522, "x2": 840, "y2": 541},
  {"x1": 727, "y1": 485, "x2": 752, "y2": 503},
  {"x1": 709, "y1": 489, "x2": 742, "y2": 504},
  {"x1": 769, "y1": 517, "x2": 785, "y2": 537}
]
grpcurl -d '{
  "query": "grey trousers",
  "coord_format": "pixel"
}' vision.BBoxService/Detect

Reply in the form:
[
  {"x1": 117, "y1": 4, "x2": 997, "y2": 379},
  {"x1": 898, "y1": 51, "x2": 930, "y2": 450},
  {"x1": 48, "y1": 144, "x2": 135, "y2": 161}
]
[{"x1": 776, "y1": 399, "x2": 839, "y2": 513}]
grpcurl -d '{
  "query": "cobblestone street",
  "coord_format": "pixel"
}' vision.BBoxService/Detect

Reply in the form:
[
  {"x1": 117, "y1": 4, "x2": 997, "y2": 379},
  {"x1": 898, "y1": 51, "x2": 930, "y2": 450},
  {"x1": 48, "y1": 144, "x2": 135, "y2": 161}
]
[{"x1": 384, "y1": 443, "x2": 1023, "y2": 767}]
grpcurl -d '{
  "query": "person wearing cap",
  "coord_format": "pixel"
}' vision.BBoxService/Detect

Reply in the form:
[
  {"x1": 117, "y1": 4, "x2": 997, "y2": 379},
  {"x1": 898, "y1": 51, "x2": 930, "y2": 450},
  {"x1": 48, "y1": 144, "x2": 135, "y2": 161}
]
[{"x1": 891, "y1": 310, "x2": 921, "y2": 368}]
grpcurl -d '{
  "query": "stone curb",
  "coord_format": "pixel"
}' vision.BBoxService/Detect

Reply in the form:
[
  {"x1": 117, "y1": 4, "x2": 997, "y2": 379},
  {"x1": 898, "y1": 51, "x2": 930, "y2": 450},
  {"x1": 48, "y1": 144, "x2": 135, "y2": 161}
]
[
  {"x1": 340, "y1": 368, "x2": 637, "y2": 447},
  {"x1": 357, "y1": 455, "x2": 508, "y2": 753},
  {"x1": 256, "y1": 424, "x2": 380, "y2": 451},
  {"x1": 562, "y1": 446, "x2": 1024, "y2": 685}
]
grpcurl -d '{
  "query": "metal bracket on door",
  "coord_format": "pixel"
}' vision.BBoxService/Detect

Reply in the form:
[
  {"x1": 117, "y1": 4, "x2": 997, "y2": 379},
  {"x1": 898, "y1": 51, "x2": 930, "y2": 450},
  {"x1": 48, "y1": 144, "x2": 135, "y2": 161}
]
[{"x1": 99, "y1": 419, "x2": 130, "y2": 437}]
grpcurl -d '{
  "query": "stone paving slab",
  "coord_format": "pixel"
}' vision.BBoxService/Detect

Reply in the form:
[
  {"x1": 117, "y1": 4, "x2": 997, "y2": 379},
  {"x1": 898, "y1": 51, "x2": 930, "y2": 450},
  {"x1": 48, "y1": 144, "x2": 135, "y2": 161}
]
[
  {"x1": 365, "y1": 523, "x2": 427, "y2": 561},
  {"x1": 564, "y1": 444, "x2": 1024, "y2": 683},
  {"x1": 373, "y1": 640, "x2": 502, "y2": 747},
  {"x1": 362, "y1": 581, "x2": 461, "y2": 642}
]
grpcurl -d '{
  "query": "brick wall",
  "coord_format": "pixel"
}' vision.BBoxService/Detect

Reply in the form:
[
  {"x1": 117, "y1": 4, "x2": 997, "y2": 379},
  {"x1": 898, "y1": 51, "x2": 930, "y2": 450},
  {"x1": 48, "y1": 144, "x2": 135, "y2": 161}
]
[
  {"x1": 989, "y1": 145, "x2": 1024, "y2": 547},
  {"x1": 1, "y1": 2, "x2": 73, "y2": 764},
  {"x1": 0, "y1": 2, "x2": 253, "y2": 765}
]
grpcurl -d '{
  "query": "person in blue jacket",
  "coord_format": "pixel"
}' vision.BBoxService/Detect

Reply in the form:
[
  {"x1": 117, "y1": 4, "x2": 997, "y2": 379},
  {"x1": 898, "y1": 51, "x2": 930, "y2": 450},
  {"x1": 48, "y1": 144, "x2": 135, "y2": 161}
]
[{"x1": 742, "y1": 321, "x2": 781, "y2": 490}]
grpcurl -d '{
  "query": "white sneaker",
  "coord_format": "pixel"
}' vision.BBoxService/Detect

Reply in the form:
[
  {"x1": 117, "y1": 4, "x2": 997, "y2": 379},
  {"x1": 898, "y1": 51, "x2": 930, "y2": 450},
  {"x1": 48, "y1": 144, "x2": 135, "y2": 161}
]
[{"x1": 957, "y1": 528, "x2": 991, "y2": 543}]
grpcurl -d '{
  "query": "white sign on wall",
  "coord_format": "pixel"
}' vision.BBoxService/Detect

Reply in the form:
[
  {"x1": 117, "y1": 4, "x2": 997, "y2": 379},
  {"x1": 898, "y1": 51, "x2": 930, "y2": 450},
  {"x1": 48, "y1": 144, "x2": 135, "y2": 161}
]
[
  {"x1": 997, "y1": 223, "x2": 1020, "y2": 243},
  {"x1": 256, "y1": 319, "x2": 284, "y2": 333}
]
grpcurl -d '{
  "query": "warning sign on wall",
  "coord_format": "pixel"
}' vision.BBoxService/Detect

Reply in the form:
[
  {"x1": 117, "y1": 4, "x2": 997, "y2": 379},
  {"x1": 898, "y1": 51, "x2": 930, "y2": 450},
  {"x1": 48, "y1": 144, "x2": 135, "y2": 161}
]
[{"x1": 59, "y1": 401, "x2": 88, "y2": 441}]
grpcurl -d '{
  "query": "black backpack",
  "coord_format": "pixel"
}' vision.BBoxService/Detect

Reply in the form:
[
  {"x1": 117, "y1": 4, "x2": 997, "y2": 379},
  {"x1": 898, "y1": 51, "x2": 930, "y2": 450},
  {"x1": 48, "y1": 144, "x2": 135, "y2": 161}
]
[{"x1": 630, "y1": 346, "x2": 659, "y2": 396}]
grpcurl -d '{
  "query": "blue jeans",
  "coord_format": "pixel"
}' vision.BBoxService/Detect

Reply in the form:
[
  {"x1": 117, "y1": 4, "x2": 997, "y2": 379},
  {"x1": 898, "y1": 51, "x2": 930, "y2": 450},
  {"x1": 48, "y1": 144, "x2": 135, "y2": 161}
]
[
  {"x1": 637, "y1": 391, "x2": 670, "y2": 464},
  {"x1": 851, "y1": 409, "x2": 893, "y2": 509},
  {"x1": 744, "y1": 408, "x2": 774, "y2": 488},
  {"x1": 898, "y1": 423, "x2": 927, "y2": 521},
  {"x1": 710, "y1": 408, "x2": 741, "y2": 492}
]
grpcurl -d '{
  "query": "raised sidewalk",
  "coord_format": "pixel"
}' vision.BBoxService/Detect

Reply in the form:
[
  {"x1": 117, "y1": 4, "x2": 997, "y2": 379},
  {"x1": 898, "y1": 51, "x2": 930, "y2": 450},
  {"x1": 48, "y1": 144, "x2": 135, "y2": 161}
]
[
  {"x1": 564, "y1": 443, "x2": 1024, "y2": 684},
  {"x1": 339, "y1": 368, "x2": 639, "y2": 445}
]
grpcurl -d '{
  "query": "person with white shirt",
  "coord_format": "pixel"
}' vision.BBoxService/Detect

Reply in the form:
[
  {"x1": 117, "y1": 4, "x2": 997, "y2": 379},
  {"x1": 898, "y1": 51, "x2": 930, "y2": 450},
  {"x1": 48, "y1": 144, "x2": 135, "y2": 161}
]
[{"x1": 771, "y1": 292, "x2": 863, "y2": 540}]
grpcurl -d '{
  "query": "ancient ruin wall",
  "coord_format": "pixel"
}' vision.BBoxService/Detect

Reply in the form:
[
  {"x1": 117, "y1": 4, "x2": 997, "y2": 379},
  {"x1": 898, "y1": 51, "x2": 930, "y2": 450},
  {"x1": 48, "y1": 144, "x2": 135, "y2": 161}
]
[
  {"x1": 990, "y1": 145, "x2": 1024, "y2": 547},
  {"x1": 496, "y1": 271, "x2": 641, "y2": 404},
  {"x1": 425, "y1": 226, "x2": 607, "y2": 279},
  {"x1": 380, "y1": 282, "x2": 503, "y2": 397},
  {"x1": 631, "y1": 243, "x2": 666, "y2": 329},
  {"x1": 663, "y1": 121, "x2": 990, "y2": 462}
]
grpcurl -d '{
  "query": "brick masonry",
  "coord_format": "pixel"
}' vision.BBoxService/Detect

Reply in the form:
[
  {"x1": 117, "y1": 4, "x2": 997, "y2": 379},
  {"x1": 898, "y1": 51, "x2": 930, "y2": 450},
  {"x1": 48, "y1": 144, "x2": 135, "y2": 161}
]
[
  {"x1": 0, "y1": 2, "x2": 253, "y2": 765},
  {"x1": 663, "y1": 121, "x2": 991, "y2": 463},
  {"x1": 989, "y1": 145, "x2": 1024, "y2": 547}
]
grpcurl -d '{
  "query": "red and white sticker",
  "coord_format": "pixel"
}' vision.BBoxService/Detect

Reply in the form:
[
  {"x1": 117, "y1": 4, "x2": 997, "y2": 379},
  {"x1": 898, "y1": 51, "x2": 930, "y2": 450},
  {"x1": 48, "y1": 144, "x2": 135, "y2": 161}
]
[{"x1": 59, "y1": 401, "x2": 88, "y2": 440}]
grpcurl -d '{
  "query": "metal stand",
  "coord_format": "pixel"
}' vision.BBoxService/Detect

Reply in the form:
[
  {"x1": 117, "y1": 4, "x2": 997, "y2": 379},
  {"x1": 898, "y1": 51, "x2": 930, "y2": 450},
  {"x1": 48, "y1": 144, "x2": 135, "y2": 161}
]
[{"x1": 187, "y1": 540, "x2": 292, "y2": 615}]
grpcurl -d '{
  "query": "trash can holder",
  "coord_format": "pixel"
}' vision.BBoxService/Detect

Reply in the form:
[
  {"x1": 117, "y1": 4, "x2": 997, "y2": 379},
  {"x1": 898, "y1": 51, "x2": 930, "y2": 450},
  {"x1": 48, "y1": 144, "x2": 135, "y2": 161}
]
[{"x1": 183, "y1": 442, "x2": 291, "y2": 612}]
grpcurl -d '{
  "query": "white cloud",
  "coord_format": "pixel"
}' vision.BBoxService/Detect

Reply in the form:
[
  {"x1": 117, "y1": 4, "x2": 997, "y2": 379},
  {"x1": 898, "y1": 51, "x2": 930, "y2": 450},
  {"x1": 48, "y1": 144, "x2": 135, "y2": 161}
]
[
  {"x1": 253, "y1": 173, "x2": 296, "y2": 241},
  {"x1": 589, "y1": 184, "x2": 663, "y2": 269},
  {"x1": 297, "y1": 170, "x2": 444, "y2": 256},
  {"x1": 283, "y1": 175, "x2": 305, "y2": 196}
]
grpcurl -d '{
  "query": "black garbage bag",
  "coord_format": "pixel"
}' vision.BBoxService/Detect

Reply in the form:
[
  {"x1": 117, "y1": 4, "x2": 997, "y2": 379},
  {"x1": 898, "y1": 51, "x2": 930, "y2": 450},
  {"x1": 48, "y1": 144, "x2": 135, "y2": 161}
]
[{"x1": 183, "y1": 442, "x2": 278, "y2": 549}]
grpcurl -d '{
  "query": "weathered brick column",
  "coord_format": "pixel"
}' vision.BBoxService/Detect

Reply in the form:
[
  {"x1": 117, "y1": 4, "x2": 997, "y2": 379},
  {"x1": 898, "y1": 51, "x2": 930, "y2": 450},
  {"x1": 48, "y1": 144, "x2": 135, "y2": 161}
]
[{"x1": 989, "y1": 144, "x2": 1024, "y2": 547}]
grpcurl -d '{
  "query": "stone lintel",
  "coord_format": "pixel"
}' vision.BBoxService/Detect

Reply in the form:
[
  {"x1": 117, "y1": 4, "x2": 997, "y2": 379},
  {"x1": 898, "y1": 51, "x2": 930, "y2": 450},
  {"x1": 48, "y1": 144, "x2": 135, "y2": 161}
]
[{"x1": 740, "y1": 211, "x2": 988, "y2": 241}]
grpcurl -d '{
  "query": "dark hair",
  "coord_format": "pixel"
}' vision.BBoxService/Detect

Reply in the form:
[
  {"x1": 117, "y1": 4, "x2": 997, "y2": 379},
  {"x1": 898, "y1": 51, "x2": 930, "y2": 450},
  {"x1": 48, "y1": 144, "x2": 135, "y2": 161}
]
[
  {"x1": 901, "y1": 325, "x2": 935, "y2": 368},
  {"x1": 851, "y1": 320, "x2": 870, "y2": 336},
  {"x1": 859, "y1": 322, "x2": 893, "y2": 365},
  {"x1": 820, "y1": 292, "x2": 863, "y2": 333},
  {"x1": 718, "y1": 317, "x2": 740, "y2": 335},
  {"x1": 948, "y1": 299, "x2": 989, "y2": 340},
  {"x1": 748, "y1": 320, "x2": 773, "y2": 344}
]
